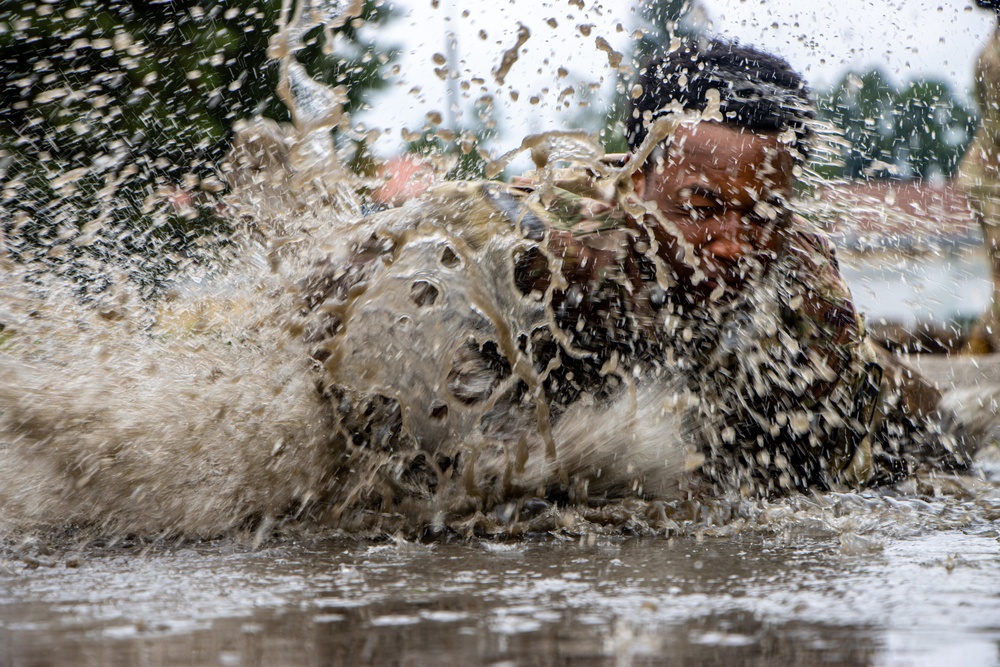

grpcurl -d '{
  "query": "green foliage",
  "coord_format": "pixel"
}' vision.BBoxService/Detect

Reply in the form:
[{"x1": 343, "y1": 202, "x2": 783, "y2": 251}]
[
  {"x1": 0, "y1": 0, "x2": 396, "y2": 288},
  {"x1": 814, "y1": 69, "x2": 978, "y2": 181},
  {"x1": 404, "y1": 130, "x2": 489, "y2": 182},
  {"x1": 594, "y1": 0, "x2": 694, "y2": 153},
  {"x1": 594, "y1": 90, "x2": 631, "y2": 155},
  {"x1": 402, "y1": 97, "x2": 498, "y2": 181}
]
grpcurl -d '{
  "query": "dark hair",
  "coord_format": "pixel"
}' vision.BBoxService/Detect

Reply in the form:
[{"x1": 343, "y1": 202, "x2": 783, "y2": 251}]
[{"x1": 625, "y1": 38, "x2": 815, "y2": 163}]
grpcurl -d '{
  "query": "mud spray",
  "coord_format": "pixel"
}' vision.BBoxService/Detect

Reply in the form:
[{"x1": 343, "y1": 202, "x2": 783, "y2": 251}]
[
  {"x1": 0, "y1": 1, "x2": 697, "y2": 543},
  {"x1": 0, "y1": 1, "x2": 997, "y2": 548}
]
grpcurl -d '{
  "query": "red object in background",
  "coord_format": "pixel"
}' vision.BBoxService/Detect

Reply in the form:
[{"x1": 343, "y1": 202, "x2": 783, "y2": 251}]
[{"x1": 370, "y1": 155, "x2": 436, "y2": 207}]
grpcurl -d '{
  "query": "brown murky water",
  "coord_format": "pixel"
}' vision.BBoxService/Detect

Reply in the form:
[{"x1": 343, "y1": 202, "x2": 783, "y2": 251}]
[
  {"x1": 2, "y1": 515, "x2": 999, "y2": 667},
  {"x1": 4, "y1": 4, "x2": 1000, "y2": 665},
  {"x1": 5, "y1": 438, "x2": 1000, "y2": 666}
]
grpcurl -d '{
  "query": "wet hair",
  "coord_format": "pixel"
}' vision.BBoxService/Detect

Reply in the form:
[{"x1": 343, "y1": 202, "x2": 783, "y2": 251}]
[
  {"x1": 976, "y1": 0, "x2": 999, "y2": 9},
  {"x1": 626, "y1": 38, "x2": 815, "y2": 164}
]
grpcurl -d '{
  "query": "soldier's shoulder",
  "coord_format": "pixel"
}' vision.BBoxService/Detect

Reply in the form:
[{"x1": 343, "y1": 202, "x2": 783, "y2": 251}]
[
  {"x1": 779, "y1": 221, "x2": 862, "y2": 342},
  {"x1": 785, "y1": 218, "x2": 839, "y2": 259}
]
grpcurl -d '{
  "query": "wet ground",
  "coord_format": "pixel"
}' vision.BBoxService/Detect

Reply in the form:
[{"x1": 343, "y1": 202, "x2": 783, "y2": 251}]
[
  {"x1": 1, "y1": 525, "x2": 998, "y2": 667},
  {"x1": 3, "y1": 247, "x2": 999, "y2": 667},
  {"x1": 3, "y1": 275, "x2": 1000, "y2": 666}
]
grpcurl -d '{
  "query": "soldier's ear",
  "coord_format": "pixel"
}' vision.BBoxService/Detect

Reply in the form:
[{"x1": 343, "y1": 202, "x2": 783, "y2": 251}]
[{"x1": 631, "y1": 167, "x2": 647, "y2": 198}]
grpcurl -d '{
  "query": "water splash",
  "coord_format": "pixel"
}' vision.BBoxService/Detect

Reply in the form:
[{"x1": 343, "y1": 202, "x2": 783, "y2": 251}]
[
  {"x1": 1, "y1": 2, "x2": 998, "y2": 548},
  {"x1": 0, "y1": 4, "x2": 694, "y2": 542}
]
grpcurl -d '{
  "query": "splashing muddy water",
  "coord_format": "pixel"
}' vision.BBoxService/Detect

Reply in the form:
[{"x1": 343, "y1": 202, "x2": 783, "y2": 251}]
[
  {"x1": 0, "y1": 1, "x2": 700, "y2": 540},
  {"x1": 2, "y1": 2, "x2": 1000, "y2": 664},
  {"x1": 0, "y1": 0, "x2": 997, "y2": 537}
]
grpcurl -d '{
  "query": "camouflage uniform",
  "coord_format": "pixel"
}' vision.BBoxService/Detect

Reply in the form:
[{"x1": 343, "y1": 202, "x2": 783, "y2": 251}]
[
  {"x1": 301, "y1": 180, "x2": 967, "y2": 499},
  {"x1": 960, "y1": 23, "x2": 1000, "y2": 347},
  {"x1": 509, "y1": 182, "x2": 966, "y2": 493}
]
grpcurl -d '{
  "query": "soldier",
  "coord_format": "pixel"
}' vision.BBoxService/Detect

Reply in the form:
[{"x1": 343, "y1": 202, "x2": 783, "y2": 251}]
[
  {"x1": 513, "y1": 38, "x2": 971, "y2": 495},
  {"x1": 960, "y1": 1, "x2": 1000, "y2": 351},
  {"x1": 303, "y1": 40, "x2": 972, "y2": 505}
]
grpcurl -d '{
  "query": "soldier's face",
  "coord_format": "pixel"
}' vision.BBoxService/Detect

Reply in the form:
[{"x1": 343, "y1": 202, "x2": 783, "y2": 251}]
[{"x1": 632, "y1": 121, "x2": 796, "y2": 302}]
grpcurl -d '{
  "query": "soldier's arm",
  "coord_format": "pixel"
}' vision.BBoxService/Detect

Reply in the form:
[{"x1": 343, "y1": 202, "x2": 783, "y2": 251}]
[{"x1": 782, "y1": 229, "x2": 866, "y2": 402}]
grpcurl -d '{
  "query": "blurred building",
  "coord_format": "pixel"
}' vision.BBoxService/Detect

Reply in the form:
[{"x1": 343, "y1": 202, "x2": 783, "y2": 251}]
[
  {"x1": 815, "y1": 180, "x2": 990, "y2": 353},
  {"x1": 816, "y1": 180, "x2": 981, "y2": 252}
]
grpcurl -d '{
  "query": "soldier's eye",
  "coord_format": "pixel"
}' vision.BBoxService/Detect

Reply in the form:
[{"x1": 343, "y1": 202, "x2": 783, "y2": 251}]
[{"x1": 683, "y1": 203, "x2": 723, "y2": 220}]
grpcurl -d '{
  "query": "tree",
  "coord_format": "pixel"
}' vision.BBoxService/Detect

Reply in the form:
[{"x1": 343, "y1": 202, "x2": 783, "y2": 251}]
[
  {"x1": 630, "y1": 0, "x2": 698, "y2": 62},
  {"x1": 814, "y1": 69, "x2": 977, "y2": 182},
  {"x1": 0, "y1": 0, "x2": 396, "y2": 289},
  {"x1": 593, "y1": 0, "x2": 697, "y2": 153}
]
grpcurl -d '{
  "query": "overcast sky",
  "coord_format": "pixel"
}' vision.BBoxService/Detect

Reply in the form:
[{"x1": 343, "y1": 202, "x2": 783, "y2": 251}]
[
  {"x1": 701, "y1": 0, "x2": 993, "y2": 89},
  {"x1": 355, "y1": 0, "x2": 997, "y2": 156}
]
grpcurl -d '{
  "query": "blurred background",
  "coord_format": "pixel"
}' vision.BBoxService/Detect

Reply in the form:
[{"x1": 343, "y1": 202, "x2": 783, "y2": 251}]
[{"x1": 0, "y1": 0, "x2": 994, "y2": 346}]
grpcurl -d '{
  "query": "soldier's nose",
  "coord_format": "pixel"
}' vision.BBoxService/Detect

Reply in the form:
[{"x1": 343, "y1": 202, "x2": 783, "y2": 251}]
[{"x1": 702, "y1": 233, "x2": 749, "y2": 262}]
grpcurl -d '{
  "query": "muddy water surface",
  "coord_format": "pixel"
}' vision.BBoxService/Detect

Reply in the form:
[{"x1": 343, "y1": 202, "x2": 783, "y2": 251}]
[
  {"x1": 3, "y1": 5, "x2": 1000, "y2": 664},
  {"x1": 2, "y1": 489, "x2": 999, "y2": 667}
]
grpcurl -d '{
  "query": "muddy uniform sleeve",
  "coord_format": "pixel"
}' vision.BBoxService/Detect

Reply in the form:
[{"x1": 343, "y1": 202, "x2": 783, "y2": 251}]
[
  {"x1": 508, "y1": 186, "x2": 661, "y2": 407},
  {"x1": 776, "y1": 229, "x2": 883, "y2": 487},
  {"x1": 690, "y1": 227, "x2": 883, "y2": 492},
  {"x1": 782, "y1": 231, "x2": 865, "y2": 400},
  {"x1": 511, "y1": 193, "x2": 885, "y2": 489},
  {"x1": 779, "y1": 230, "x2": 970, "y2": 486}
]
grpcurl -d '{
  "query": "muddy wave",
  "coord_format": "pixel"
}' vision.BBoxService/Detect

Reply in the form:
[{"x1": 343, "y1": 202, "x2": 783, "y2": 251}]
[
  {"x1": 2, "y1": 170, "x2": 998, "y2": 546},
  {"x1": 1, "y1": 0, "x2": 998, "y2": 549}
]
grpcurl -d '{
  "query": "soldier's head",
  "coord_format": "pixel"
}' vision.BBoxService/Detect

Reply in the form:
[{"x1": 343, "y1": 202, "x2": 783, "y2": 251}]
[{"x1": 626, "y1": 38, "x2": 815, "y2": 302}]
